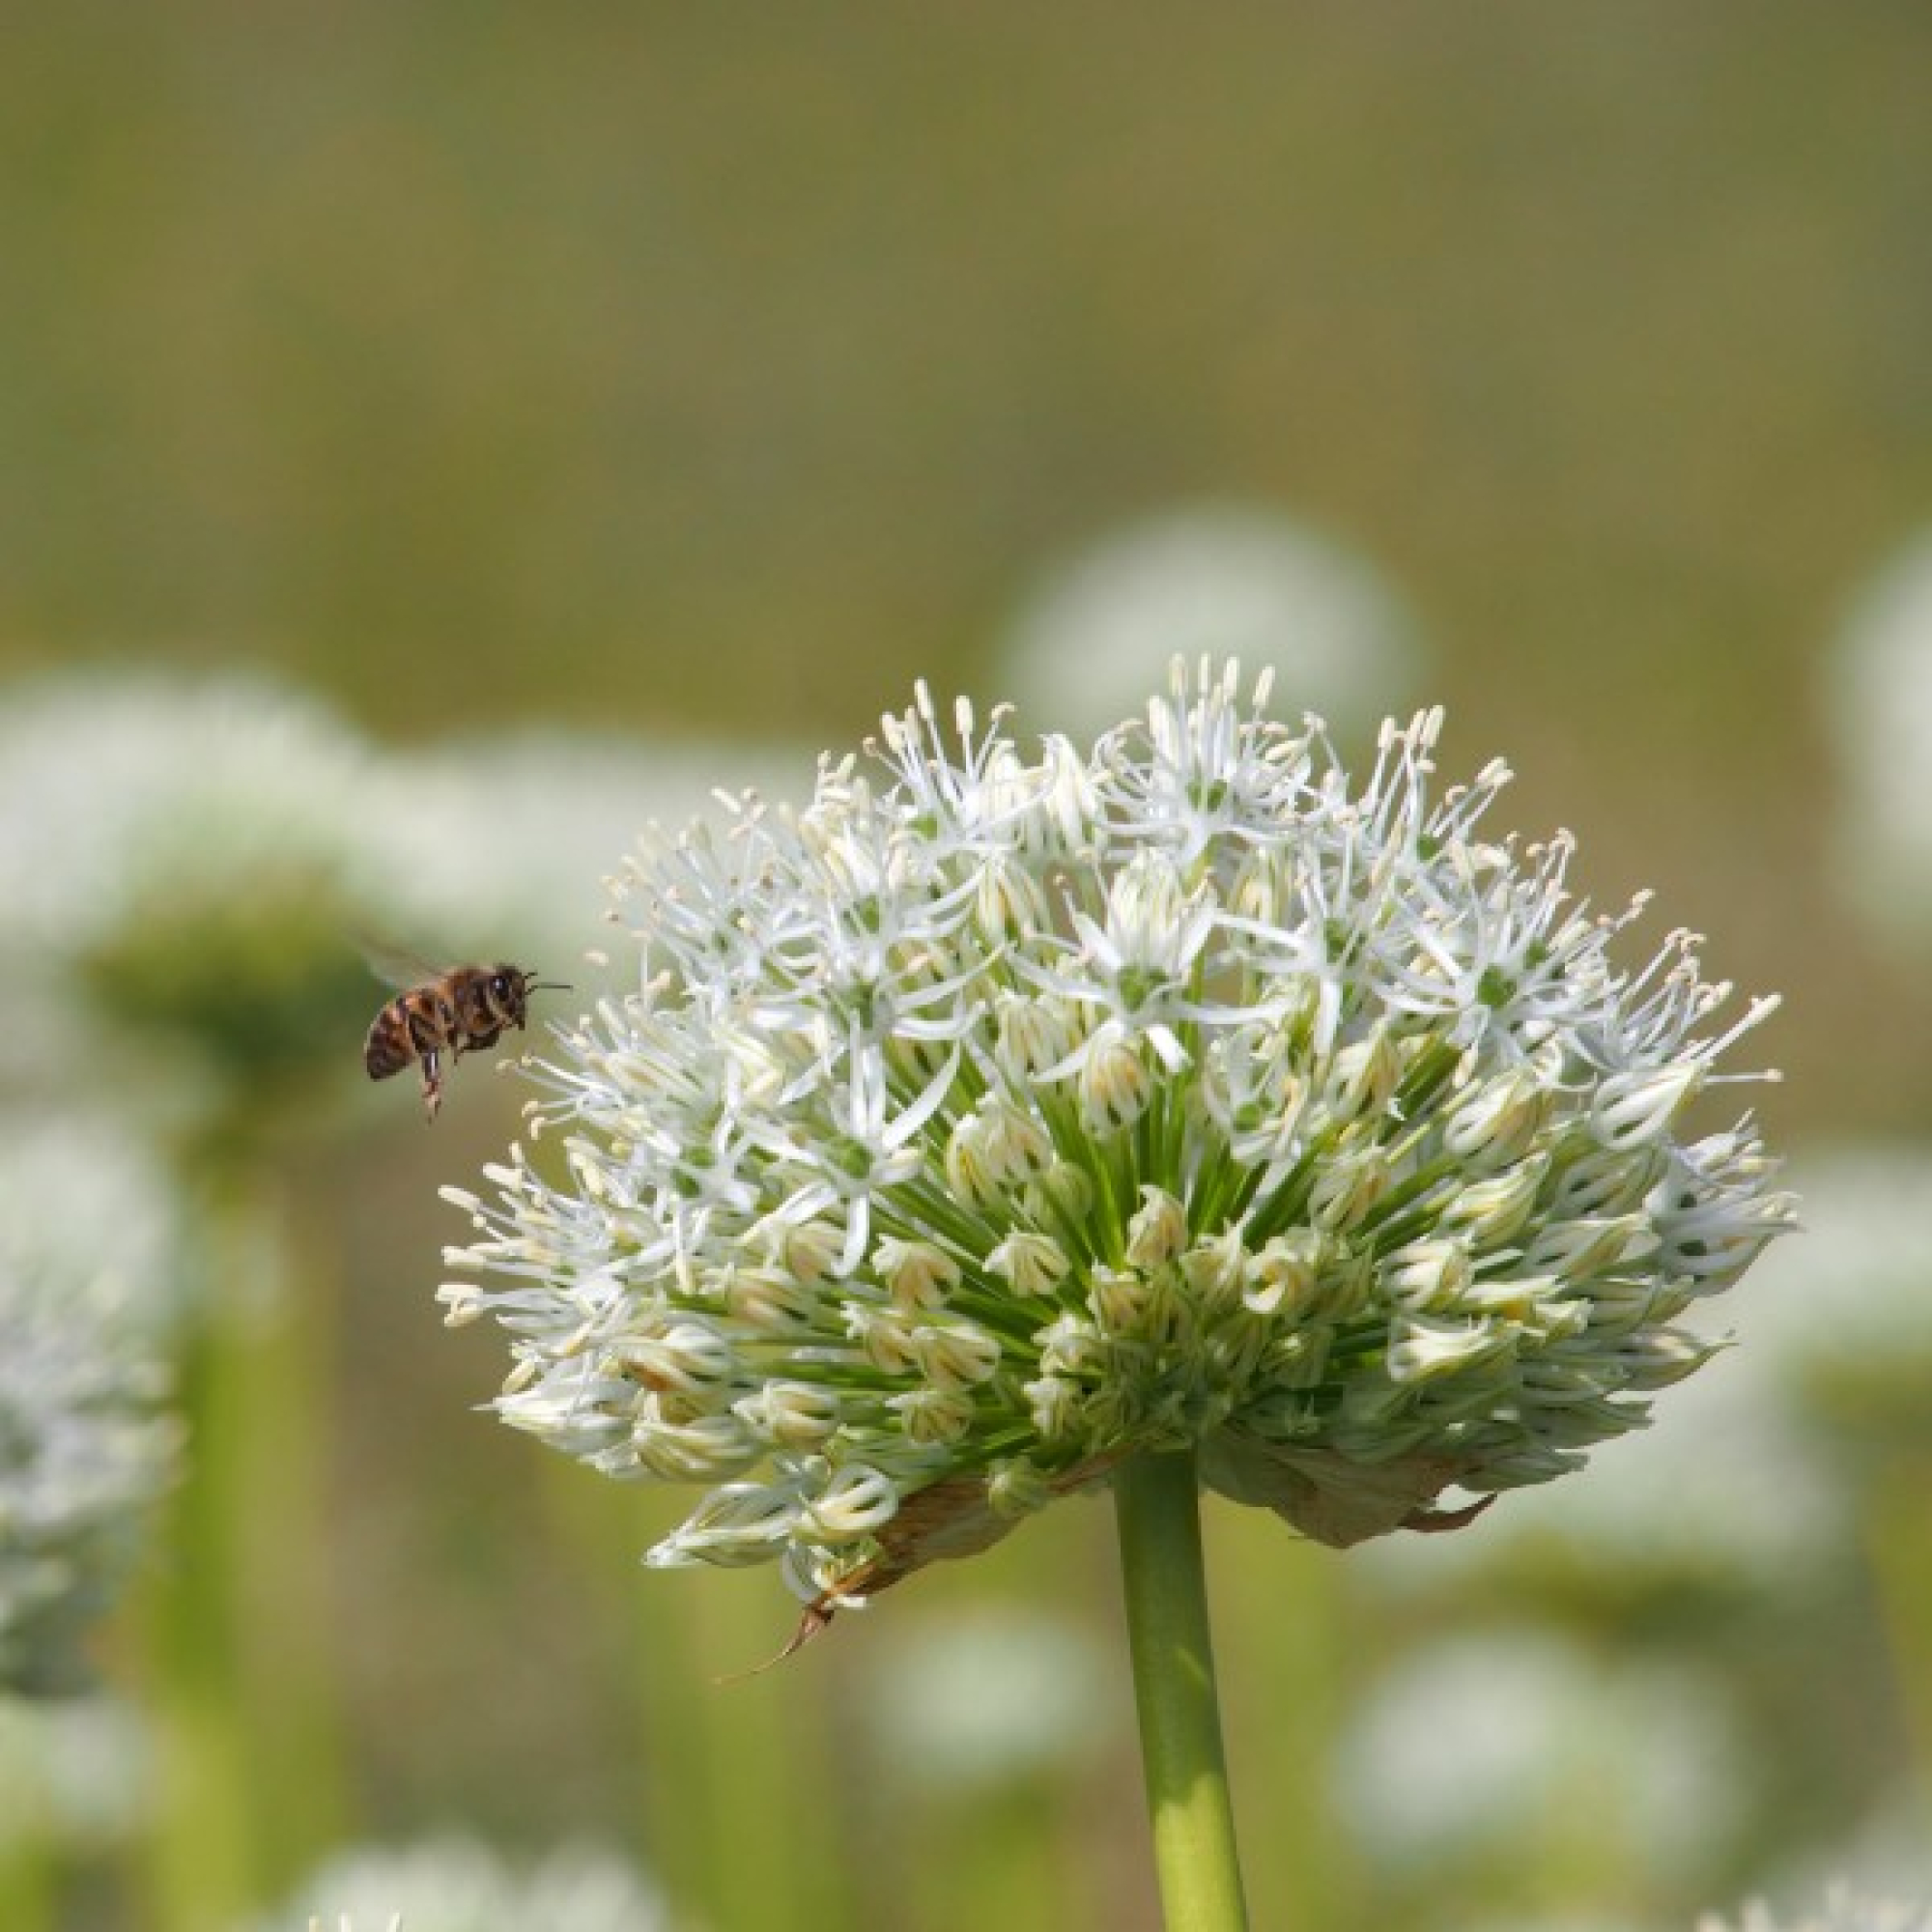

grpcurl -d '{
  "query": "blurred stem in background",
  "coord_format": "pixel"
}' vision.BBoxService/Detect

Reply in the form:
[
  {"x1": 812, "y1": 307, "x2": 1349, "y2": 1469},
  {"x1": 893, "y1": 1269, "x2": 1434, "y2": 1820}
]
[
  {"x1": 132, "y1": 1138, "x2": 347, "y2": 1932},
  {"x1": 539, "y1": 1463, "x2": 858, "y2": 1932},
  {"x1": 1115, "y1": 1449, "x2": 1249, "y2": 1932},
  {"x1": 0, "y1": 1823, "x2": 54, "y2": 1932},
  {"x1": 1865, "y1": 1450, "x2": 1932, "y2": 1821}
]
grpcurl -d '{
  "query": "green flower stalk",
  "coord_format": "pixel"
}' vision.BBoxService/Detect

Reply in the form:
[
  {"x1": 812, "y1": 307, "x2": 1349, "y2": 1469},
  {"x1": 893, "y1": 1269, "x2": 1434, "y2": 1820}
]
[{"x1": 441, "y1": 659, "x2": 1793, "y2": 1921}]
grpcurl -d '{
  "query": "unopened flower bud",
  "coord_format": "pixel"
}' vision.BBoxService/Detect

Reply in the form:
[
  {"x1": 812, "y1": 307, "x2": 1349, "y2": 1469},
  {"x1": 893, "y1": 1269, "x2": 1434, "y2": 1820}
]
[
  {"x1": 803, "y1": 1463, "x2": 900, "y2": 1543},
  {"x1": 986, "y1": 1231, "x2": 1071, "y2": 1297},
  {"x1": 875, "y1": 1237, "x2": 961, "y2": 1312},
  {"x1": 1125, "y1": 1186, "x2": 1188, "y2": 1267}
]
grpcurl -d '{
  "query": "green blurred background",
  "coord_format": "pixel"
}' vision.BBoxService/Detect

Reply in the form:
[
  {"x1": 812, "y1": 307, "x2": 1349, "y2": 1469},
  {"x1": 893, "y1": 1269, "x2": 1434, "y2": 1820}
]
[{"x1": 3, "y1": 6, "x2": 1930, "y2": 1929}]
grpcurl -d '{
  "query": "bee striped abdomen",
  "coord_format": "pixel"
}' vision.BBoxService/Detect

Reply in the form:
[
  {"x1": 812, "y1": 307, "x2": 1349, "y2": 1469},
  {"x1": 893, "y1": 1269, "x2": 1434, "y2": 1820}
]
[{"x1": 363, "y1": 999, "x2": 418, "y2": 1080}]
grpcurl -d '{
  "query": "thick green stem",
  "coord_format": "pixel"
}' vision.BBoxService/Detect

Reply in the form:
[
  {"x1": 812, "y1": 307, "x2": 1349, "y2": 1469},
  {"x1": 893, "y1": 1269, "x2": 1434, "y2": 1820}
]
[{"x1": 1113, "y1": 1450, "x2": 1249, "y2": 1932}]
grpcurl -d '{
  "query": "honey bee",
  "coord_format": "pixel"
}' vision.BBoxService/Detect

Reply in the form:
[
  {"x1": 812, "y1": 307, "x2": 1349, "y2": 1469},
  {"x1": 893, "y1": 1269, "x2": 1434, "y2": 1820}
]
[{"x1": 362, "y1": 952, "x2": 569, "y2": 1121}]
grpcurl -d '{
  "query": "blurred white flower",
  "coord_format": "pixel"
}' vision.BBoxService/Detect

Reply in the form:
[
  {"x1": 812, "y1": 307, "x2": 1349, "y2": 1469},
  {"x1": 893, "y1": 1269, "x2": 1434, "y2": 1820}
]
[
  {"x1": 999, "y1": 505, "x2": 1420, "y2": 744},
  {"x1": 864, "y1": 1602, "x2": 1115, "y2": 1793},
  {"x1": 0, "y1": 671, "x2": 404, "y2": 1107},
  {"x1": 0, "y1": 1110, "x2": 186, "y2": 1337},
  {"x1": 1701, "y1": 1890, "x2": 1932, "y2": 1932},
  {"x1": 1357, "y1": 1342, "x2": 1847, "y2": 1600},
  {"x1": 378, "y1": 728, "x2": 810, "y2": 965},
  {"x1": 0, "y1": 1694, "x2": 153, "y2": 1851},
  {"x1": 1821, "y1": 534, "x2": 1932, "y2": 951},
  {"x1": 1335, "y1": 1628, "x2": 1750, "y2": 1886},
  {"x1": 0, "y1": 1126, "x2": 183, "y2": 1691},
  {"x1": 247, "y1": 1835, "x2": 668, "y2": 1932},
  {"x1": 1730, "y1": 1147, "x2": 1932, "y2": 1408}
]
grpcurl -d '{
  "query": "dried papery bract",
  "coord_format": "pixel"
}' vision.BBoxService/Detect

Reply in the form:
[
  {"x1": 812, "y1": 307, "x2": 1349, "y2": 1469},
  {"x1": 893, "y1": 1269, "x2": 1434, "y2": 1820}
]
[{"x1": 442, "y1": 659, "x2": 1793, "y2": 1634}]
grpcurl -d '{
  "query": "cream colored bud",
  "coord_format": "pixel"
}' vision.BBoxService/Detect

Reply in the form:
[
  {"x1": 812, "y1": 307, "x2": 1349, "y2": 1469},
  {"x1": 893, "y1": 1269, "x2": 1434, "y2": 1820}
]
[
  {"x1": 1079, "y1": 1027, "x2": 1152, "y2": 1133},
  {"x1": 781, "y1": 1219, "x2": 845, "y2": 1283},
  {"x1": 1591, "y1": 1064, "x2": 1705, "y2": 1151},
  {"x1": 1618, "y1": 1328, "x2": 1715, "y2": 1389},
  {"x1": 725, "y1": 1266, "x2": 821, "y2": 1331},
  {"x1": 1546, "y1": 1144, "x2": 1662, "y2": 1219},
  {"x1": 986, "y1": 1231, "x2": 1072, "y2": 1297},
  {"x1": 1309, "y1": 1149, "x2": 1392, "y2": 1232},
  {"x1": 845, "y1": 1302, "x2": 922, "y2": 1376},
  {"x1": 1179, "y1": 1229, "x2": 1248, "y2": 1314},
  {"x1": 1383, "y1": 1237, "x2": 1473, "y2": 1313},
  {"x1": 995, "y1": 991, "x2": 1076, "y2": 1082},
  {"x1": 977, "y1": 852, "x2": 1052, "y2": 939},
  {"x1": 633, "y1": 1413, "x2": 758, "y2": 1480},
  {"x1": 1439, "y1": 1157, "x2": 1548, "y2": 1247},
  {"x1": 944, "y1": 1115, "x2": 1002, "y2": 1208},
  {"x1": 736, "y1": 1380, "x2": 844, "y2": 1448},
  {"x1": 913, "y1": 1320, "x2": 1004, "y2": 1389},
  {"x1": 1521, "y1": 1213, "x2": 1654, "y2": 1283},
  {"x1": 1025, "y1": 1159, "x2": 1095, "y2": 1225},
  {"x1": 1386, "y1": 1314, "x2": 1511, "y2": 1384},
  {"x1": 890, "y1": 1386, "x2": 977, "y2": 1445},
  {"x1": 1443, "y1": 1066, "x2": 1554, "y2": 1168},
  {"x1": 1088, "y1": 1264, "x2": 1151, "y2": 1334},
  {"x1": 1125, "y1": 1186, "x2": 1188, "y2": 1267},
  {"x1": 803, "y1": 1463, "x2": 900, "y2": 1544},
  {"x1": 1324, "y1": 1024, "x2": 1403, "y2": 1123},
  {"x1": 1242, "y1": 1231, "x2": 1321, "y2": 1317},
  {"x1": 982, "y1": 1100, "x2": 1054, "y2": 1179},
  {"x1": 1036, "y1": 1313, "x2": 1105, "y2": 1378},
  {"x1": 1024, "y1": 1374, "x2": 1084, "y2": 1442},
  {"x1": 875, "y1": 1236, "x2": 961, "y2": 1312},
  {"x1": 659, "y1": 1482, "x2": 801, "y2": 1564},
  {"x1": 617, "y1": 1322, "x2": 738, "y2": 1396}
]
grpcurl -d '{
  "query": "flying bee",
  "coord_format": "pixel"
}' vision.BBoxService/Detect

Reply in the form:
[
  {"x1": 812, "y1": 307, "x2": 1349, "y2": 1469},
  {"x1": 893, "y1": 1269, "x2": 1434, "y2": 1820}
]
[{"x1": 362, "y1": 952, "x2": 569, "y2": 1122}]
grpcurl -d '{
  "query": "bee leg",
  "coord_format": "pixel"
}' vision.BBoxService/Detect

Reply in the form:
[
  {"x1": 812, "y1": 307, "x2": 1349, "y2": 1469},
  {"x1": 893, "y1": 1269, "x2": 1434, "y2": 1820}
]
[{"x1": 419, "y1": 1051, "x2": 444, "y2": 1122}]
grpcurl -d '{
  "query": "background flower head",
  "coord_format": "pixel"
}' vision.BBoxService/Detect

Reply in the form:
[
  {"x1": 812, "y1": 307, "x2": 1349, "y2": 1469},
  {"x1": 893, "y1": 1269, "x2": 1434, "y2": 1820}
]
[
  {"x1": 443, "y1": 660, "x2": 1792, "y2": 1612},
  {"x1": 0, "y1": 672, "x2": 399, "y2": 1112},
  {"x1": 0, "y1": 1112, "x2": 184, "y2": 1692},
  {"x1": 997, "y1": 503, "x2": 1422, "y2": 745}
]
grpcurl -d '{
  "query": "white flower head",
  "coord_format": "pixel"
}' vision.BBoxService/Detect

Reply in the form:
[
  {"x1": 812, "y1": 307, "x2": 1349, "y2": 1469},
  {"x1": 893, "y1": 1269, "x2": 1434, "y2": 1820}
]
[{"x1": 444, "y1": 661, "x2": 1792, "y2": 1617}]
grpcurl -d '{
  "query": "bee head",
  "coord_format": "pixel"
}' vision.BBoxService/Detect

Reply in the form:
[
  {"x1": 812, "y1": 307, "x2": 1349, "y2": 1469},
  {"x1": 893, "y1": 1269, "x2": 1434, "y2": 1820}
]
[{"x1": 494, "y1": 964, "x2": 571, "y2": 1023}]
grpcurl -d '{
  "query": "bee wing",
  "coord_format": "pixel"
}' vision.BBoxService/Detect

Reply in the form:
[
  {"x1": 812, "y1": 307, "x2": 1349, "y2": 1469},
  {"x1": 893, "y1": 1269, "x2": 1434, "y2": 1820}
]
[{"x1": 355, "y1": 934, "x2": 448, "y2": 991}]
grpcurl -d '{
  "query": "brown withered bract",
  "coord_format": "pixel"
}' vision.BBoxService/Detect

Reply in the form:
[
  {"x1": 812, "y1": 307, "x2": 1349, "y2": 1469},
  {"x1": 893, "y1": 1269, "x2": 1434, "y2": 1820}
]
[{"x1": 362, "y1": 958, "x2": 567, "y2": 1121}]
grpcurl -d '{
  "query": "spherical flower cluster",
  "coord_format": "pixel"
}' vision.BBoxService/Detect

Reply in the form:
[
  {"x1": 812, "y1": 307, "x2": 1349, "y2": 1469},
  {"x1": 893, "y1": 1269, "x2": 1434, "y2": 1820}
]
[{"x1": 441, "y1": 661, "x2": 1792, "y2": 1613}]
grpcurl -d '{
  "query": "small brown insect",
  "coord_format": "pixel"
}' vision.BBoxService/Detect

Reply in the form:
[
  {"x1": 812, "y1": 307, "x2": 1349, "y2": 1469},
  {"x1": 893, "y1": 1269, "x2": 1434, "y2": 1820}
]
[{"x1": 362, "y1": 955, "x2": 568, "y2": 1121}]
